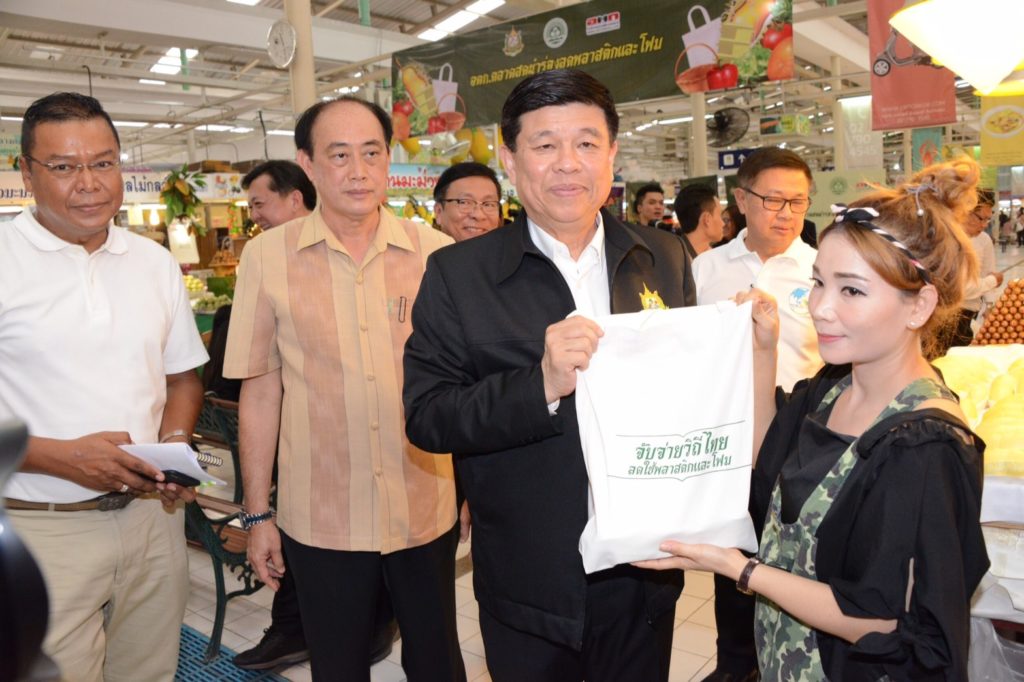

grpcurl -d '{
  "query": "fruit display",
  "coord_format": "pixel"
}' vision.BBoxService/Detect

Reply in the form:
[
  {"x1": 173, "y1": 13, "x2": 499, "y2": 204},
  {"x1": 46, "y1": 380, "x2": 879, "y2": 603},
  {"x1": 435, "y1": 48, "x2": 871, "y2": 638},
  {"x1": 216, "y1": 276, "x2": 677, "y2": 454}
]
[
  {"x1": 183, "y1": 274, "x2": 206, "y2": 299},
  {"x1": 974, "y1": 279, "x2": 1024, "y2": 345},
  {"x1": 208, "y1": 248, "x2": 239, "y2": 277},
  {"x1": 193, "y1": 293, "x2": 232, "y2": 314},
  {"x1": 933, "y1": 346, "x2": 1024, "y2": 477}
]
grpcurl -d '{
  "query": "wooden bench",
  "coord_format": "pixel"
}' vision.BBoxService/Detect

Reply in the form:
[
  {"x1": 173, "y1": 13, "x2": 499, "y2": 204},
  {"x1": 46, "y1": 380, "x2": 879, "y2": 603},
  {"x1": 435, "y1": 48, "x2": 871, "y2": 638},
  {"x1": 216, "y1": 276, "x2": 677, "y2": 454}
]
[{"x1": 184, "y1": 494, "x2": 264, "y2": 662}]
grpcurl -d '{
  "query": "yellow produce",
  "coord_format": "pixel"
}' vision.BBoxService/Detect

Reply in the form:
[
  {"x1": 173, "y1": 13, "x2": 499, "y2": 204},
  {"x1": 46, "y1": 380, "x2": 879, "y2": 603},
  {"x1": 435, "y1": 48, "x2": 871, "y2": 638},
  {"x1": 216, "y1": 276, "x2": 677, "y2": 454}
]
[
  {"x1": 401, "y1": 62, "x2": 437, "y2": 117},
  {"x1": 399, "y1": 137, "x2": 422, "y2": 157},
  {"x1": 932, "y1": 354, "x2": 1000, "y2": 397},
  {"x1": 469, "y1": 127, "x2": 492, "y2": 165},
  {"x1": 975, "y1": 395, "x2": 1024, "y2": 477},
  {"x1": 450, "y1": 129, "x2": 473, "y2": 165},
  {"x1": 989, "y1": 373, "x2": 1018, "y2": 403}
]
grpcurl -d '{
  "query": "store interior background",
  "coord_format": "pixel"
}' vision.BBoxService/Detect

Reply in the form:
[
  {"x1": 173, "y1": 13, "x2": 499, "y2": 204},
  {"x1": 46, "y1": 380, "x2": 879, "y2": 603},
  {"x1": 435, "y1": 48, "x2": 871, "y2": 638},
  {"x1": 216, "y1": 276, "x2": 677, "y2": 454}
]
[{"x1": 0, "y1": 0, "x2": 1006, "y2": 239}]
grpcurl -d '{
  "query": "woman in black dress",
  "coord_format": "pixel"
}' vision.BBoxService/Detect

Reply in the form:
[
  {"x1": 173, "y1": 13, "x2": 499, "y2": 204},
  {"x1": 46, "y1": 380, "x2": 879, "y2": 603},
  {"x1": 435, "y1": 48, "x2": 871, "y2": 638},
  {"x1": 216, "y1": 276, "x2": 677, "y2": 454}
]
[{"x1": 639, "y1": 158, "x2": 990, "y2": 680}]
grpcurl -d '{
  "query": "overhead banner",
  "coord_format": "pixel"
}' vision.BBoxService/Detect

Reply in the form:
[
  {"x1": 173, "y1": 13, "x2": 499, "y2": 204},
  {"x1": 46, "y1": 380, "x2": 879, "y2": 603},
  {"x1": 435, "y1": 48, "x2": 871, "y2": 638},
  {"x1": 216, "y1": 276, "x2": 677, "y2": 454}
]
[
  {"x1": 867, "y1": 0, "x2": 956, "y2": 131},
  {"x1": 841, "y1": 96, "x2": 884, "y2": 170},
  {"x1": 391, "y1": 0, "x2": 794, "y2": 138},
  {"x1": 980, "y1": 95, "x2": 1024, "y2": 167},
  {"x1": 910, "y1": 126, "x2": 943, "y2": 171}
]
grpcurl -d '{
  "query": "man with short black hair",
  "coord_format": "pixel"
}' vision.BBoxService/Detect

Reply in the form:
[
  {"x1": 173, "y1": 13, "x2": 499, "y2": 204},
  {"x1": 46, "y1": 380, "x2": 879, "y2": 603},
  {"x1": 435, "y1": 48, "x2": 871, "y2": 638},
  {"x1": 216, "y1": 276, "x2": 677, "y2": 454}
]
[
  {"x1": 675, "y1": 184, "x2": 725, "y2": 258},
  {"x1": 1, "y1": 92, "x2": 207, "y2": 681},
  {"x1": 634, "y1": 182, "x2": 666, "y2": 227},
  {"x1": 226, "y1": 96, "x2": 464, "y2": 681},
  {"x1": 432, "y1": 161, "x2": 503, "y2": 242},
  {"x1": 241, "y1": 159, "x2": 317, "y2": 231},
  {"x1": 404, "y1": 69, "x2": 695, "y2": 682}
]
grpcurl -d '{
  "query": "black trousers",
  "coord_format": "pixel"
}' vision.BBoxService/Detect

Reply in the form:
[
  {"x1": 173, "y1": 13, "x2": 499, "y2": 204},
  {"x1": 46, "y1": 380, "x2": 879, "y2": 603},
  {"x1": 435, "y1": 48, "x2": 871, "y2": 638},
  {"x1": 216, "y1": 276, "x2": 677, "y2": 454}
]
[
  {"x1": 711, "y1": 572, "x2": 759, "y2": 675},
  {"x1": 270, "y1": 554, "x2": 395, "y2": 649},
  {"x1": 479, "y1": 573, "x2": 675, "y2": 682},
  {"x1": 281, "y1": 524, "x2": 465, "y2": 682}
]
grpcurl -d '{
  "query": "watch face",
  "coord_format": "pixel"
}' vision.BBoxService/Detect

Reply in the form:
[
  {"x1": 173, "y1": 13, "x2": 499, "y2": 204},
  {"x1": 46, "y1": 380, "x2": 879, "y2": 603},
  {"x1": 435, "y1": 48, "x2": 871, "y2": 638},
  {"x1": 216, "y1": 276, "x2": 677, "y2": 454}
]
[{"x1": 267, "y1": 20, "x2": 297, "y2": 69}]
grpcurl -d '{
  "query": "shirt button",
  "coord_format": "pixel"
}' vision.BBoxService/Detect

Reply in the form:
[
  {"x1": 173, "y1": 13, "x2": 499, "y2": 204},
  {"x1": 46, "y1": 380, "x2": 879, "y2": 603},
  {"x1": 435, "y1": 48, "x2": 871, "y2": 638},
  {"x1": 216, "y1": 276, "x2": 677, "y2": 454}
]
[
  {"x1": 356, "y1": 274, "x2": 364, "y2": 284},
  {"x1": 360, "y1": 322, "x2": 368, "y2": 331},
  {"x1": 370, "y1": 421, "x2": 379, "y2": 430},
  {"x1": 366, "y1": 374, "x2": 375, "y2": 382},
  {"x1": 374, "y1": 467, "x2": 383, "y2": 477}
]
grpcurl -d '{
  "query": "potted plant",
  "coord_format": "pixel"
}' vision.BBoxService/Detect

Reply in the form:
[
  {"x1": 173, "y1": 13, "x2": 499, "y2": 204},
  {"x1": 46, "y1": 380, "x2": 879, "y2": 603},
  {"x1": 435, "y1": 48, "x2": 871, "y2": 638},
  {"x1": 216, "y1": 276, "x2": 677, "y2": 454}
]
[{"x1": 160, "y1": 164, "x2": 207, "y2": 236}]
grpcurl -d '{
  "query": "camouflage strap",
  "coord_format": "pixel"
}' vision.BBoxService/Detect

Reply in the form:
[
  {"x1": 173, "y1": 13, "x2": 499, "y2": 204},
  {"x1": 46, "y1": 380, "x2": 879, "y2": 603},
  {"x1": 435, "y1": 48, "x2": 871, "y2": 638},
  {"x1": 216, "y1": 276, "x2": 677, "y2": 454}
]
[{"x1": 754, "y1": 376, "x2": 953, "y2": 679}]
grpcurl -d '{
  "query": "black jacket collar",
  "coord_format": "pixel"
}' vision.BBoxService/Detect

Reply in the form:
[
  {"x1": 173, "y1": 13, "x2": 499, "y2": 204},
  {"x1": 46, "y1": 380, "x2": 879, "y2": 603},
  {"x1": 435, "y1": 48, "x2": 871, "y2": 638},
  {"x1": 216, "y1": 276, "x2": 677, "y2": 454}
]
[{"x1": 495, "y1": 208, "x2": 654, "y2": 285}]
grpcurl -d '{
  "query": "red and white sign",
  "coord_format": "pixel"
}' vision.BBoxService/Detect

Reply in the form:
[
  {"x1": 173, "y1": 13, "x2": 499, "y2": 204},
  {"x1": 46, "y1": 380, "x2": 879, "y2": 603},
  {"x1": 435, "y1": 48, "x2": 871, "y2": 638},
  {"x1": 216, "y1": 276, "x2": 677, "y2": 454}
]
[{"x1": 868, "y1": 0, "x2": 956, "y2": 131}]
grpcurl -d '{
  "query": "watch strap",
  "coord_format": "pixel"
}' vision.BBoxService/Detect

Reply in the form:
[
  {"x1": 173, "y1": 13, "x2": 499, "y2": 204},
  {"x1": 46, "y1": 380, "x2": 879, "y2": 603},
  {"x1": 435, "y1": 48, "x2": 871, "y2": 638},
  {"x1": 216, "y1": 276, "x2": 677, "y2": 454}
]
[
  {"x1": 736, "y1": 557, "x2": 761, "y2": 595},
  {"x1": 239, "y1": 510, "x2": 274, "y2": 530}
]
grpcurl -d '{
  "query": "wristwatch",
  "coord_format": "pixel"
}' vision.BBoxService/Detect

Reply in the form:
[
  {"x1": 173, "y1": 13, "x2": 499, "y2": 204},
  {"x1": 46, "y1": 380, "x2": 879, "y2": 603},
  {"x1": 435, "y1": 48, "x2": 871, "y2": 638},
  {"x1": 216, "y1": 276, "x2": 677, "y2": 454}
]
[{"x1": 239, "y1": 509, "x2": 274, "y2": 530}]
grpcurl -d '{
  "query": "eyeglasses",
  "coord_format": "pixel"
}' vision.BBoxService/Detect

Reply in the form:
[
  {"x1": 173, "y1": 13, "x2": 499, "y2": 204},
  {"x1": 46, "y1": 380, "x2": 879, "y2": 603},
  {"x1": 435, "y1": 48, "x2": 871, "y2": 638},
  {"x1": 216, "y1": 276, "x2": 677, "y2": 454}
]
[
  {"x1": 23, "y1": 156, "x2": 121, "y2": 179},
  {"x1": 441, "y1": 198, "x2": 500, "y2": 214},
  {"x1": 741, "y1": 187, "x2": 810, "y2": 214}
]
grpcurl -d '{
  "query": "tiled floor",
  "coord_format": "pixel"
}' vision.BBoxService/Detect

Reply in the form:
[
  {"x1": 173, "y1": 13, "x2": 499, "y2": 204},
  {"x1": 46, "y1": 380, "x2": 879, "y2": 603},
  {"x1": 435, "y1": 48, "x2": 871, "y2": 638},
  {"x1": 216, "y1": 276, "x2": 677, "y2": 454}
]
[
  {"x1": 185, "y1": 241, "x2": 1024, "y2": 682},
  {"x1": 184, "y1": 531, "x2": 720, "y2": 682},
  {"x1": 186, "y1": 458, "x2": 720, "y2": 682}
]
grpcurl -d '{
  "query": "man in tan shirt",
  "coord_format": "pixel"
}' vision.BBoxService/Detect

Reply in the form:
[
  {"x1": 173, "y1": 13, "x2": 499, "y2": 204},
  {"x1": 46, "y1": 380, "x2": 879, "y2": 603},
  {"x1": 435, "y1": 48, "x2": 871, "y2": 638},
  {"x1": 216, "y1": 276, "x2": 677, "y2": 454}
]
[{"x1": 224, "y1": 97, "x2": 465, "y2": 681}]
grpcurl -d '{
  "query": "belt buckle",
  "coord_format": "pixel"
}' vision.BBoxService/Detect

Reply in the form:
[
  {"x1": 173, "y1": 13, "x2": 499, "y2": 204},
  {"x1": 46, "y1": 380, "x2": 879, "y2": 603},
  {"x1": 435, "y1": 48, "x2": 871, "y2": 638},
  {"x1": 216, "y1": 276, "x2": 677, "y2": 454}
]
[{"x1": 97, "y1": 493, "x2": 133, "y2": 512}]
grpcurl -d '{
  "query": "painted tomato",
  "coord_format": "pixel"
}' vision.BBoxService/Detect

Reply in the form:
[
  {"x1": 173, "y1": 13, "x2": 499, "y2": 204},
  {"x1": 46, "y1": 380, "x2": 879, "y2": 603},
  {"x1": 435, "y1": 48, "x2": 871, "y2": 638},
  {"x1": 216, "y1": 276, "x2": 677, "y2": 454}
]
[
  {"x1": 392, "y1": 98, "x2": 414, "y2": 116},
  {"x1": 707, "y1": 63, "x2": 739, "y2": 90},
  {"x1": 761, "y1": 23, "x2": 793, "y2": 51}
]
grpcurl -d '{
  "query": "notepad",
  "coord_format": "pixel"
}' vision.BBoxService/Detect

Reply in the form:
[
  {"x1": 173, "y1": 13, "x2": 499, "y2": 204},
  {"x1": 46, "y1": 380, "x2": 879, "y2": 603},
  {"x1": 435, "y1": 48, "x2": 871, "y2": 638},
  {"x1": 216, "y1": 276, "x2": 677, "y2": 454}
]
[{"x1": 119, "y1": 443, "x2": 227, "y2": 487}]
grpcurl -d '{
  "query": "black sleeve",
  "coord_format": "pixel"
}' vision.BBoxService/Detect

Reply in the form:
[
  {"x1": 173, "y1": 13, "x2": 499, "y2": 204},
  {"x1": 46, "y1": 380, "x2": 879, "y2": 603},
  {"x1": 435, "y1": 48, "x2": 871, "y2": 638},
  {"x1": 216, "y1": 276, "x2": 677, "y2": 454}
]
[
  {"x1": 403, "y1": 255, "x2": 561, "y2": 455},
  {"x1": 831, "y1": 437, "x2": 988, "y2": 678},
  {"x1": 681, "y1": 243, "x2": 697, "y2": 307}
]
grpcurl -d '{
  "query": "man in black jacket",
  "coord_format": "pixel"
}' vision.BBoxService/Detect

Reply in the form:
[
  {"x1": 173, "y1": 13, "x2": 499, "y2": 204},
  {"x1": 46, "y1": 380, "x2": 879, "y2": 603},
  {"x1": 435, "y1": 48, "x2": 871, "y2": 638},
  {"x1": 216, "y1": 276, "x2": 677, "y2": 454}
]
[{"x1": 403, "y1": 69, "x2": 694, "y2": 682}]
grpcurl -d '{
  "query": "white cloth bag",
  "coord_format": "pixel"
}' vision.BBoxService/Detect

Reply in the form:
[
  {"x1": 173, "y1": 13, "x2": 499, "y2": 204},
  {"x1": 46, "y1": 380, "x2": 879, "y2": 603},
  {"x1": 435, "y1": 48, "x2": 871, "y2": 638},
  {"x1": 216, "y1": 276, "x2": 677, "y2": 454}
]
[{"x1": 577, "y1": 302, "x2": 758, "y2": 574}]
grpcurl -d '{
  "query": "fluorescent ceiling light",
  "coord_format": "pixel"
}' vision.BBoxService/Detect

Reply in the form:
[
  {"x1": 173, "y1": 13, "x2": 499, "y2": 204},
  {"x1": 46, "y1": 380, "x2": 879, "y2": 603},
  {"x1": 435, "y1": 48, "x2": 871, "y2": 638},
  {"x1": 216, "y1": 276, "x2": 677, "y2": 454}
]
[
  {"x1": 890, "y1": 0, "x2": 1024, "y2": 94},
  {"x1": 230, "y1": 127, "x2": 253, "y2": 133},
  {"x1": 150, "y1": 47, "x2": 199, "y2": 76},
  {"x1": 417, "y1": 28, "x2": 449, "y2": 42},
  {"x1": 199, "y1": 124, "x2": 233, "y2": 132},
  {"x1": 658, "y1": 116, "x2": 692, "y2": 125},
  {"x1": 1, "y1": 116, "x2": 23, "y2": 121},
  {"x1": 113, "y1": 121, "x2": 147, "y2": 128},
  {"x1": 139, "y1": 78, "x2": 166, "y2": 85},
  {"x1": 267, "y1": 129, "x2": 294, "y2": 136},
  {"x1": 436, "y1": 11, "x2": 479, "y2": 33},
  {"x1": 466, "y1": 0, "x2": 505, "y2": 14},
  {"x1": 153, "y1": 123, "x2": 172, "y2": 128},
  {"x1": 226, "y1": 0, "x2": 261, "y2": 4}
]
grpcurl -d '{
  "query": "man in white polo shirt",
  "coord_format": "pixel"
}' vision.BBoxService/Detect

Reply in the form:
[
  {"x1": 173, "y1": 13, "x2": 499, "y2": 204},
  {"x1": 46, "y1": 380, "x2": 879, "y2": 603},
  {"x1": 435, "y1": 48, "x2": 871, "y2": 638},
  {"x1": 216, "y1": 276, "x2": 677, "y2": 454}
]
[
  {"x1": 0, "y1": 92, "x2": 208, "y2": 681},
  {"x1": 690, "y1": 146, "x2": 821, "y2": 682}
]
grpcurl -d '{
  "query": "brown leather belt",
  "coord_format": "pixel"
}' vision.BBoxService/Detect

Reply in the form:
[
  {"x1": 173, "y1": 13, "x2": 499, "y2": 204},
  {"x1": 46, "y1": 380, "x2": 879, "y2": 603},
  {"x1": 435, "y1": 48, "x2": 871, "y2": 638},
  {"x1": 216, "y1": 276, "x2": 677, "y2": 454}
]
[{"x1": 5, "y1": 492, "x2": 136, "y2": 512}]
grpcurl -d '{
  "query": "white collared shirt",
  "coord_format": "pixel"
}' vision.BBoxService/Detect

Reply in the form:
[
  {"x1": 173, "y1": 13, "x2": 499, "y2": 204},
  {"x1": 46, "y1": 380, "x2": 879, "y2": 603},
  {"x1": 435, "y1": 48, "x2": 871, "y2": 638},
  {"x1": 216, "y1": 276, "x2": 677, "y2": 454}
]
[
  {"x1": 527, "y1": 215, "x2": 610, "y2": 318},
  {"x1": 0, "y1": 208, "x2": 208, "y2": 502},
  {"x1": 528, "y1": 215, "x2": 609, "y2": 414},
  {"x1": 692, "y1": 228, "x2": 822, "y2": 391}
]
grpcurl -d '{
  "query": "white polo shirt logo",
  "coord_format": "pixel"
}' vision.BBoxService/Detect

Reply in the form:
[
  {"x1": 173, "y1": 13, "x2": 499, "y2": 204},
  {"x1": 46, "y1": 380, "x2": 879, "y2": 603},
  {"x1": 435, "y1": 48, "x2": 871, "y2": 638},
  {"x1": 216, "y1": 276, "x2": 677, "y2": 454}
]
[{"x1": 788, "y1": 286, "x2": 811, "y2": 316}]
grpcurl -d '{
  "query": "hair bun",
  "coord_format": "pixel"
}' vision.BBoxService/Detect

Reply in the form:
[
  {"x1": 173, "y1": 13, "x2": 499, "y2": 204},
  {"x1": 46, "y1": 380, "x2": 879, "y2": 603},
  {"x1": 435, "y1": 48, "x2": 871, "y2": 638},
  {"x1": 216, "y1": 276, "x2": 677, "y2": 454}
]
[{"x1": 908, "y1": 157, "x2": 981, "y2": 214}]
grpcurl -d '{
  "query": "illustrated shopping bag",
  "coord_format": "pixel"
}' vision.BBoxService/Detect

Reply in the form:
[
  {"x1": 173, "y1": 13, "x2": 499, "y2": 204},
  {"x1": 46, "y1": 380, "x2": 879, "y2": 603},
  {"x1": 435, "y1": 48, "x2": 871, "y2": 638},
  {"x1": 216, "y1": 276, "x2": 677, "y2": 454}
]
[
  {"x1": 433, "y1": 63, "x2": 459, "y2": 113},
  {"x1": 576, "y1": 302, "x2": 758, "y2": 574},
  {"x1": 682, "y1": 5, "x2": 722, "y2": 68}
]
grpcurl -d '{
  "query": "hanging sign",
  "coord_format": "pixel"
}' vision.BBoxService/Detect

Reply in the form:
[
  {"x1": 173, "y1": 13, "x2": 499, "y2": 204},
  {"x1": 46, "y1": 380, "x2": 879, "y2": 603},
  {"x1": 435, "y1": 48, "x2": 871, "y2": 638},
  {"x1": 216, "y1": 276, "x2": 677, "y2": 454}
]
[
  {"x1": 391, "y1": 0, "x2": 793, "y2": 139},
  {"x1": 980, "y1": 95, "x2": 1024, "y2": 167},
  {"x1": 718, "y1": 148, "x2": 757, "y2": 170},
  {"x1": 840, "y1": 96, "x2": 884, "y2": 170},
  {"x1": 867, "y1": 0, "x2": 956, "y2": 131},
  {"x1": 910, "y1": 126, "x2": 943, "y2": 171}
]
